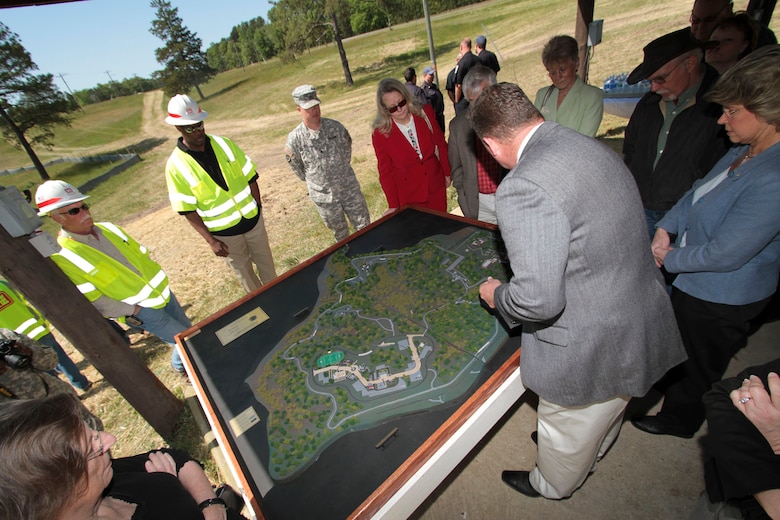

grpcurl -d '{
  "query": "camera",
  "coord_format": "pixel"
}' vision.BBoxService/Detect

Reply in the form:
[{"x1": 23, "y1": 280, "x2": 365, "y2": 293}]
[{"x1": 0, "y1": 339, "x2": 32, "y2": 370}]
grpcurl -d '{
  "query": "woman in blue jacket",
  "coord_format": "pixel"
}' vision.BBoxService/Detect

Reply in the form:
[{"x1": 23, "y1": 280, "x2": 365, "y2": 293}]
[{"x1": 632, "y1": 45, "x2": 780, "y2": 439}]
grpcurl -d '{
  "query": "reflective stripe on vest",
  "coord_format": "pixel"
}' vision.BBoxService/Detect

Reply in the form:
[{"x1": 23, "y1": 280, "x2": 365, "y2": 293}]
[
  {"x1": 15, "y1": 318, "x2": 47, "y2": 340},
  {"x1": 55, "y1": 225, "x2": 170, "y2": 309},
  {"x1": 168, "y1": 136, "x2": 258, "y2": 231},
  {"x1": 0, "y1": 283, "x2": 49, "y2": 341}
]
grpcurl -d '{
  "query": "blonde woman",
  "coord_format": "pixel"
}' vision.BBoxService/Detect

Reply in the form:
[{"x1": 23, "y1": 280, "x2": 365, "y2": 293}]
[{"x1": 371, "y1": 78, "x2": 451, "y2": 215}]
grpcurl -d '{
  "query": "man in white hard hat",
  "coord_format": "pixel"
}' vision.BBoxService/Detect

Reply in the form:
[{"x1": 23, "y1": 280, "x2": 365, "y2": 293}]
[
  {"x1": 35, "y1": 180, "x2": 190, "y2": 375},
  {"x1": 284, "y1": 85, "x2": 370, "y2": 243},
  {"x1": 164, "y1": 94, "x2": 277, "y2": 293}
]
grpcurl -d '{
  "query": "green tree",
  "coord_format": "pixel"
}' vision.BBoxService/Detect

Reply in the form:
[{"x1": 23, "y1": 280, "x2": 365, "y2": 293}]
[
  {"x1": 268, "y1": 0, "x2": 354, "y2": 86},
  {"x1": 348, "y1": 0, "x2": 389, "y2": 33},
  {"x1": 149, "y1": 0, "x2": 216, "y2": 99},
  {"x1": 205, "y1": 17, "x2": 277, "y2": 73},
  {"x1": 0, "y1": 22, "x2": 77, "y2": 180}
]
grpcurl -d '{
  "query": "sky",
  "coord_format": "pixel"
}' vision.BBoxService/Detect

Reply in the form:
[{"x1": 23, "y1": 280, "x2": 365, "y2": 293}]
[{"x1": 0, "y1": 0, "x2": 272, "y2": 93}]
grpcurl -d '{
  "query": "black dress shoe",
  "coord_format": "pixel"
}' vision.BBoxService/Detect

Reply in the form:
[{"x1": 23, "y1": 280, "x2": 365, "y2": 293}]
[
  {"x1": 631, "y1": 414, "x2": 695, "y2": 439},
  {"x1": 502, "y1": 470, "x2": 541, "y2": 498}
]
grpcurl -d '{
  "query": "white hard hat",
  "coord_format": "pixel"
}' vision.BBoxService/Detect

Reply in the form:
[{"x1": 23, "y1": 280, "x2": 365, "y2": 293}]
[
  {"x1": 165, "y1": 94, "x2": 208, "y2": 126},
  {"x1": 35, "y1": 180, "x2": 89, "y2": 216}
]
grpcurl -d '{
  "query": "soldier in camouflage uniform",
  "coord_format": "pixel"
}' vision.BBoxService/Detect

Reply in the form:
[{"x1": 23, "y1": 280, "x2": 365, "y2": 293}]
[
  {"x1": 0, "y1": 328, "x2": 99, "y2": 425},
  {"x1": 285, "y1": 85, "x2": 370, "y2": 242}
]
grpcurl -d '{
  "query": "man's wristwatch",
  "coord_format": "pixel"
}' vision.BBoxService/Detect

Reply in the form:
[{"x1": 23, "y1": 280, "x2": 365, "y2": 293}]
[{"x1": 198, "y1": 497, "x2": 227, "y2": 511}]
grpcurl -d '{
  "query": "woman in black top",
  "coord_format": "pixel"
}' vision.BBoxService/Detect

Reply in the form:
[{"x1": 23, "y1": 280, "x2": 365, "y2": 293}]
[{"x1": 0, "y1": 393, "x2": 246, "y2": 520}]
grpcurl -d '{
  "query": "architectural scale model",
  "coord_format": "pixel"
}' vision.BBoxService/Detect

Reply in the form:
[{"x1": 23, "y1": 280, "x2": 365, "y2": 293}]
[{"x1": 248, "y1": 228, "x2": 509, "y2": 479}]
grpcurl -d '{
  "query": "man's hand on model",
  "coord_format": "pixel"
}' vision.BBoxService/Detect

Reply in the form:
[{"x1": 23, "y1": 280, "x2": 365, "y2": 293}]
[{"x1": 479, "y1": 276, "x2": 501, "y2": 308}]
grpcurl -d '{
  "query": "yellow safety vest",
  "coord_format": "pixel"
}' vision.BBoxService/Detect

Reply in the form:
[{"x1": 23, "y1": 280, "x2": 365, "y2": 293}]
[
  {"x1": 52, "y1": 223, "x2": 171, "y2": 309},
  {"x1": 0, "y1": 280, "x2": 49, "y2": 340},
  {"x1": 165, "y1": 135, "x2": 259, "y2": 232}
]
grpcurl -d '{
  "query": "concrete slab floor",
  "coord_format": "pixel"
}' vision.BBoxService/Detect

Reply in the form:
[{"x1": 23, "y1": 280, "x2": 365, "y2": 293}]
[{"x1": 411, "y1": 320, "x2": 780, "y2": 520}]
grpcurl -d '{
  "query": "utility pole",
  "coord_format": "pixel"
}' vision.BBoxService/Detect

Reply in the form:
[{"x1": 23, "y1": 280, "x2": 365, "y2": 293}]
[
  {"x1": 105, "y1": 70, "x2": 117, "y2": 98},
  {"x1": 575, "y1": 0, "x2": 595, "y2": 82},
  {"x1": 422, "y1": 0, "x2": 438, "y2": 84},
  {"x1": 58, "y1": 73, "x2": 84, "y2": 113}
]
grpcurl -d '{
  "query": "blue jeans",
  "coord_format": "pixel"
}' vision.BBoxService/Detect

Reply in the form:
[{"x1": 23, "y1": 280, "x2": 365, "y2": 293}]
[
  {"x1": 37, "y1": 333, "x2": 91, "y2": 390},
  {"x1": 134, "y1": 293, "x2": 191, "y2": 371},
  {"x1": 644, "y1": 208, "x2": 668, "y2": 241}
]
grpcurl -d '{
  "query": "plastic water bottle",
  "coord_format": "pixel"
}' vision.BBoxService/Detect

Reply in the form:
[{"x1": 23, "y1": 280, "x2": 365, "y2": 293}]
[{"x1": 603, "y1": 75, "x2": 615, "y2": 92}]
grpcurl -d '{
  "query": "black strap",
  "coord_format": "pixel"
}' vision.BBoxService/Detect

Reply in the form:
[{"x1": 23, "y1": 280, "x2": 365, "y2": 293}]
[
  {"x1": 540, "y1": 85, "x2": 555, "y2": 110},
  {"x1": 198, "y1": 497, "x2": 227, "y2": 511}
]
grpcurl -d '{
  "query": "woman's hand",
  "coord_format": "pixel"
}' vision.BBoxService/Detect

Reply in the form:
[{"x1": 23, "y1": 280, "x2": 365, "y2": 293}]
[
  {"x1": 731, "y1": 372, "x2": 780, "y2": 455},
  {"x1": 144, "y1": 451, "x2": 178, "y2": 476},
  {"x1": 651, "y1": 228, "x2": 673, "y2": 268},
  {"x1": 444, "y1": 175, "x2": 452, "y2": 188}
]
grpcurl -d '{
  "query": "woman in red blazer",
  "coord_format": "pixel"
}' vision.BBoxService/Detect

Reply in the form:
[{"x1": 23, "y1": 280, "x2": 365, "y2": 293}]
[{"x1": 371, "y1": 78, "x2": 451, "y2": 214}]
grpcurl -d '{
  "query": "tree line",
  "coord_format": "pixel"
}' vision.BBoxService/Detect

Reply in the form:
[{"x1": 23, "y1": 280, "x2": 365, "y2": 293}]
[
  {"x1": 72, "y1": 0, "x2": 485, "y2": 102},
  {"x1": 0, "y1": 0, "x2": 484, "y2": 179},
  {"x1": 206, "y1": 0, "x2": 484, "y2": 72}
]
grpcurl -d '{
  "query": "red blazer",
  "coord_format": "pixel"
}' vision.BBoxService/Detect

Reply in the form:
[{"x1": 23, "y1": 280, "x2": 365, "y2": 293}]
[{"x1": 372, "y1": 104, "x2": 451, "y2": 211}]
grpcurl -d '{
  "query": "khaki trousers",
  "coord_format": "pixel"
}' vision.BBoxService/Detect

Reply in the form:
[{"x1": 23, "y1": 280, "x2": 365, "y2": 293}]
[
  {"x1": 530, "y1": 394, "x2": 628, "y2": 499},
  {"x1": 220, "y1": 212, "x2": 277, "y2": 293}
]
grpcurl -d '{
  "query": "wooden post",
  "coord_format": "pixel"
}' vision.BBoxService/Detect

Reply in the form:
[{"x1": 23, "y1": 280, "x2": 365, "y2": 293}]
[
  {"x1": 0, "y1": 224, "x2": 184, "y2": 438},
  {"x1": 575, "y1": 0, "x2": 595, "y2": 82}
]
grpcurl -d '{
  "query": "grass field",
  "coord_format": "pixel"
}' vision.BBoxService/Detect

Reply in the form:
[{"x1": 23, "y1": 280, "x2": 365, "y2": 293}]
[{"x1": 3, "y1": 0, "x2": 777, "y2": 490}]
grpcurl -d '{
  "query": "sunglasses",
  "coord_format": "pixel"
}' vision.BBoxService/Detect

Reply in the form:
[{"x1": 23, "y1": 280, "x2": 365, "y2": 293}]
[
  {"x1": 648, "y1": 59, "x2": 685, "y2": 85},
  {"x1": 181, "y1": 121, "x2": 204, "y2": 134},
  {"x1": 386, "y1": 98, "x2": 408, "y2": 113},
  {"x1": 57, "y1": 203, "x2": 90, "y2": 216}
]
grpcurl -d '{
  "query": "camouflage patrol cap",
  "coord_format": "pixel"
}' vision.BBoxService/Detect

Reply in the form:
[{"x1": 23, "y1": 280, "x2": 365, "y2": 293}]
[{"x1": 292, "y1": 85, "x2": 321, "y2": 109}]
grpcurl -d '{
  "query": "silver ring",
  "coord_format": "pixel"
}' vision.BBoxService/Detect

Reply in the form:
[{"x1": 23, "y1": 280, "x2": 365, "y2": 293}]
[{"x1": 739, "y1": 397, "x2": 752, "y2": 404}]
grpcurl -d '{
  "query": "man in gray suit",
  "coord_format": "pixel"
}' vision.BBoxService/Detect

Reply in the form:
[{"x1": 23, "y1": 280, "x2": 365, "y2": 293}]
[
  {"x1": 473, "y1": 83, "x2": 686, "y2": 499},
  {"x1": 448, "y1": 65, "x2": 507, "y2": 223}
]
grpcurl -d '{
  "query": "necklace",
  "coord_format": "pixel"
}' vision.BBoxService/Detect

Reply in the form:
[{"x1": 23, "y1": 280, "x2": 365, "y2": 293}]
[{"x1": 729, "y1": 150, "x2": 753, "y2": 173}]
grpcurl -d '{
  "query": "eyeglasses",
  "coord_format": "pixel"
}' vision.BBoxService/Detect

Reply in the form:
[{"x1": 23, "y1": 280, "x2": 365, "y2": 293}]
[
  {"x1": 87, "y1": 433, "x2": 104, "y2": 460},
  {"x1": 648, "y1": 59, "x2": 686, "y2": 84},
  {"x1": 386, "y1": 99, "x2": 408, "y2": 113},
  {"x1": 181, "y1": 121, "x2": 204, "y2": 134},
  {"x1": 85, "y1": 418, "x2": 104, "y2": 460},
  {"x1": 721, "y1": 107, "x2": 742, "y2": 119},
  {"x1": 56, "y1": 203, "x2": 89, "y2": 216}
]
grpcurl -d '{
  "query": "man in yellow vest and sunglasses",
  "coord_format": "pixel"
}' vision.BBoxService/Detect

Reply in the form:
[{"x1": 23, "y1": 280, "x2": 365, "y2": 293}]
[
  {"x1": 35, "y1": 181, "x2": 190, "y2": 375},
  {"x1": 164, "y1": 94, "x2": 277, "y2": 294}
]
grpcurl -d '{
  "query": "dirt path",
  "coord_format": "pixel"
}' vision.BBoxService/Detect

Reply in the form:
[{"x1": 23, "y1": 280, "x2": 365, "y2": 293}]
[{"x1": 141, "y1": 90, "x2": 167, "y2": 137}]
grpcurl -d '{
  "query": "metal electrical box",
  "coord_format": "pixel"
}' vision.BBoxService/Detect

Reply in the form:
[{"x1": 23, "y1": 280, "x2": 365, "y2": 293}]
[
  {"x1": 0, "y1": 186, "x2": 42, "y2": 237},
  {"x1": 589, "y1": 19, "x2": 604, "y2": 47}
]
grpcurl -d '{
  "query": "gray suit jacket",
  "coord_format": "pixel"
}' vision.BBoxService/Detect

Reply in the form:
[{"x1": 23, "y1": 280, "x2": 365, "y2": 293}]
[{"x1": 493, "y1": 122, "x2": 686, "y2": 406}]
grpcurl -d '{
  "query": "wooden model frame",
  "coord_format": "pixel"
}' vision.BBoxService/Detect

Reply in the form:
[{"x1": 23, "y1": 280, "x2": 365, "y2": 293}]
[{"x1": 175, "y1": 207, "x2": 523, "y2": 519}]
